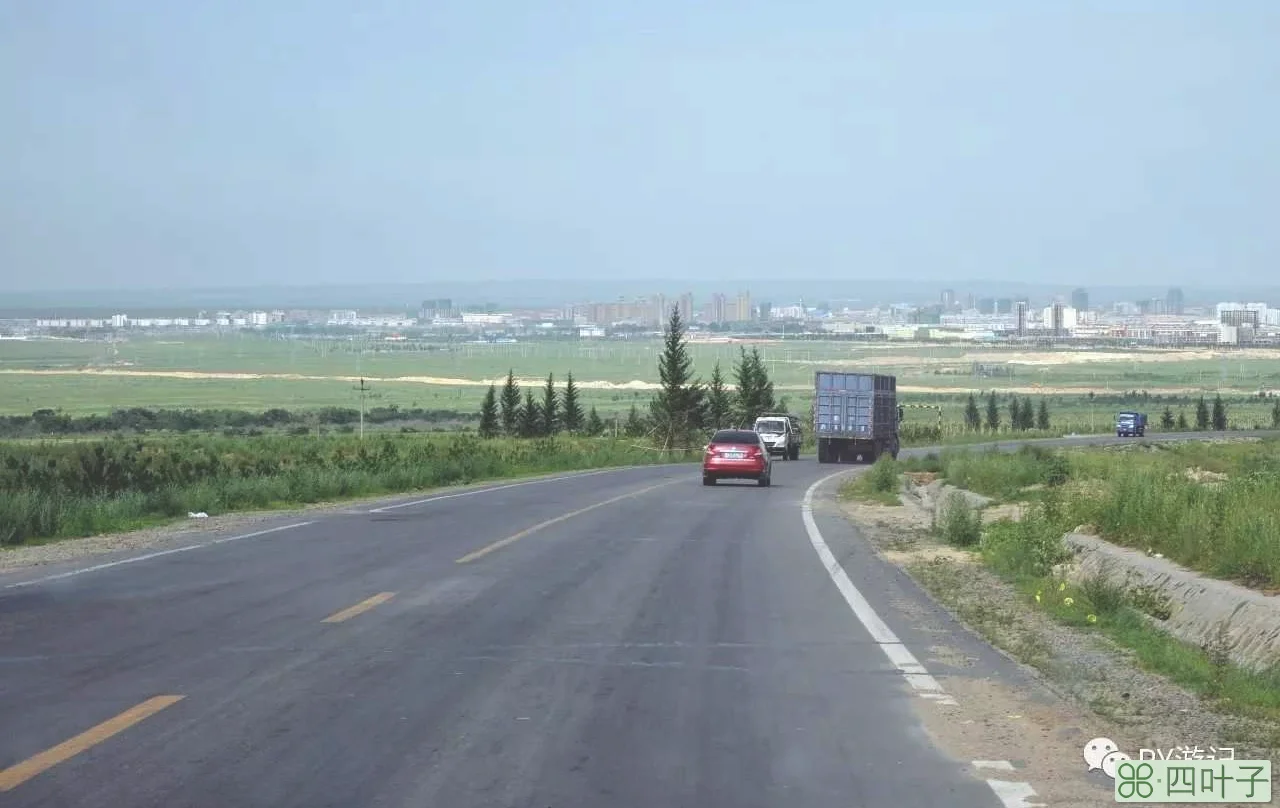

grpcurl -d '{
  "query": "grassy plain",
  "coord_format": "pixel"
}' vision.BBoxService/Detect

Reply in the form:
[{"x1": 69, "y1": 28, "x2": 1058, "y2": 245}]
[{"x1": 4, "y1": 335, "x2": 1280, "y2": 426}]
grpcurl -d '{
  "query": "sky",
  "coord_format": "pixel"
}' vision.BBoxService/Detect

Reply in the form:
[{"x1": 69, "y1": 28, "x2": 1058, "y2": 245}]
[{"x1": 2, "y1": 0, "x2": 1278, "y2": 293}]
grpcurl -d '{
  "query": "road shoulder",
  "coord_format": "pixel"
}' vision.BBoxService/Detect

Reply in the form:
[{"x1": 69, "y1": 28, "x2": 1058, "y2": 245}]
[
  {"x1": 835, "y1": 487, "x2": 1280, "y2": 804},
  {"x1": 0, "y1": 464, "x2": 680, "y2": 583}
]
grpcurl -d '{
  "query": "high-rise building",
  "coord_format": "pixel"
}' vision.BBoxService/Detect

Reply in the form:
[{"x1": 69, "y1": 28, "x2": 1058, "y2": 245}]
[
  {"x1": 941, "y1": 289, "x2": 956, "y2": 309},
  {"x1": 1015, "y1": 301, "x2": 1028, "y2": 336},
  {"x1": 419, "y1": 299, "x2": 454, "y2": 319},
  {"x1": 653, "y1": 293, "x2": 668, "y2": 325},
  {"x1": 1050, "y1": 302, "x2": 1066, "y2": 336},
  {"x1": 679, "y1": 293, "x2": 694, "y2": 323},
  {"x1": 736, "y1": 291, "x2": 753, "y2": 322},
  {"x1": 703, "y1": 293, "x2": 728, "y2": 324},
  {"x1": 1071, "y1": 288, "x2": 1089, "y2": 312},
  {"x1": 1167, "y1": 287, "x2": 1185, "y2": 315},
  {"x1": 1221, "y1": 309, "x2": 1260, "y2": 328}
]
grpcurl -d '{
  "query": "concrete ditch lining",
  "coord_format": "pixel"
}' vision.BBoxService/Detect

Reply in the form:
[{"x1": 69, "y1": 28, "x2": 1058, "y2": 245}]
[{"x1": 902, "y1": 478, "x2": 1280, "y2": 672}]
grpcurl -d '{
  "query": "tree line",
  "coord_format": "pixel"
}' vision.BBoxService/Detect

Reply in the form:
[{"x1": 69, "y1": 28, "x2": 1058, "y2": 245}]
[
  {"x1": 0, "y1": 405, "x2": 476, "y2": 438},
  {"x1": 476, "y1": 308, "x2": 782, "y2": 448},
  {"x1": 957, "y1": 390, "x2": 1277, "y2": 433},
  {"x1": 1156, "y1": 394, "x2": 1264, "y2": 431},
  {"x1": 962, "y1": 392, "x2": 1052, "y2": 432}
]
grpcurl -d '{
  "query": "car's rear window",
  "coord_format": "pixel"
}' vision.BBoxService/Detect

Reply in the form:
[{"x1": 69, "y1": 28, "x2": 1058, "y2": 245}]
[{"x1": 712, "y1": 430, "x2": 760, "y2": 444}]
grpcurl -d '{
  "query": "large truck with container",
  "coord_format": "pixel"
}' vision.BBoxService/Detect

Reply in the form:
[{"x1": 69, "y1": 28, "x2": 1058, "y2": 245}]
[
  {"x1": 813, "y1": 371, "x2": 900, "y2": 463},
  {"x1": 1116, "y1": 411, "x2": 1147, "y2": 437}
]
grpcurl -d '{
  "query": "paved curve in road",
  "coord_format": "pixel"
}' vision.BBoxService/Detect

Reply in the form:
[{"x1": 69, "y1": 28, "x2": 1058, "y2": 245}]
[{"x1": 0, "y1": 431, "x2": 1271, "y2": 807}]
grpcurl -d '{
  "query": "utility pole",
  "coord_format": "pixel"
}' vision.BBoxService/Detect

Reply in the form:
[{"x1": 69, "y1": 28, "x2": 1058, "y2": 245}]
[{"x1": 354, "y1": 377, "x2": 372, "y2": 439}]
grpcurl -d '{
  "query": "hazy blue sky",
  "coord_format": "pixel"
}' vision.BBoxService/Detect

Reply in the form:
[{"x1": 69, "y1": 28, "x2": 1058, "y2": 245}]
[{"x1": 3, "y1": 1, "x2": 1277, "y2": 292}]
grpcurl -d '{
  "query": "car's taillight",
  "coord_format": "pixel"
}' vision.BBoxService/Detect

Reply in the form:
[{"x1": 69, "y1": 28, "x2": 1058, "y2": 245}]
[{"x1": 705, "y1": 444, "x2": 718, "y2": 455}]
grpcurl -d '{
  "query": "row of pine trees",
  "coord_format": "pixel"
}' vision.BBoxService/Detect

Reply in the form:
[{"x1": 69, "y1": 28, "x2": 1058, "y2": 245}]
[
  {"x1": 959, "y1": 391, "x2": 1255, "y2": 433},
  {"x1": 475, "y1": 309, "x2": 782, "y2": 445},
  {"x1": 477, "y1": 372, "x2": 594, "y2": 438},
  {"x1": 962, "y1": 392, "x2": 1052, "y2": 432}
]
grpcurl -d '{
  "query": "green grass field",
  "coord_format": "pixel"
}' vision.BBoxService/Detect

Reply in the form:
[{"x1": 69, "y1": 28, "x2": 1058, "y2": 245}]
[{"x1": 4, "y1": 335, "x2": 1280, "y2": 422}]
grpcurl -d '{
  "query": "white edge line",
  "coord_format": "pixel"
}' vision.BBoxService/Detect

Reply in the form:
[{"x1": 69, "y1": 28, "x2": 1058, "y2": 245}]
[
  {"x1": 801, "y1": 472, "x2": 958, "y2": 707},
  {"x1": 985, "y1": 780, "x2": 1045, "y2": 808},
  {"x1": 2, "y1": 521, "x2": 314, "y2": 590},
  {"x1": 973, "y1": 760, "x2": 1017, "y2": 771}
]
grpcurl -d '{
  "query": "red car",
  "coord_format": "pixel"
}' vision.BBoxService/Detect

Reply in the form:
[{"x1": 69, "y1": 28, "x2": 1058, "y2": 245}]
[{"x1": 702, "y1": 429, "x2": 773, "y2": 487}]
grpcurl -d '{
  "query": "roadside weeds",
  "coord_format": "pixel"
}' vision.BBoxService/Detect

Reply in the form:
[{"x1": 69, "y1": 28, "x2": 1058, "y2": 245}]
[{"x1": 840, "y1": 494, "x2": 1280, "y2": 766}]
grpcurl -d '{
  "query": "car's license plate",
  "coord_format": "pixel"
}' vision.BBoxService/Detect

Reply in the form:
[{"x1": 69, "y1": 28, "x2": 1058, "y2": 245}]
[{"x1": 725, "y1": 451, "x2": 745, "y2": 459}]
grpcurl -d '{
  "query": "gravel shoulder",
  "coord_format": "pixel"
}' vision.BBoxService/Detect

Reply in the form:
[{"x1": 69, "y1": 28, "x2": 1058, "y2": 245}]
[
  {"x1": 1, "y1": 501, "x2": 356, "y2": 573},
  {"x1": 840, "y1": 494, "x2": 1280, "y2": 805}
]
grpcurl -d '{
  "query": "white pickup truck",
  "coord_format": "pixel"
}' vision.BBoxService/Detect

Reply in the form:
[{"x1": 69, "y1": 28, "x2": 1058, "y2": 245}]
[{"x1": 753, "y1": 414, "x2": 802, "y2": 460}]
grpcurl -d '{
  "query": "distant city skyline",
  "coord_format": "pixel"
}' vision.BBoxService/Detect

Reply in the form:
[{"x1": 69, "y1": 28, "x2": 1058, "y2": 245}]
[{"x1": 5, "y1": 279, "x2": 1280, "y2": 314}]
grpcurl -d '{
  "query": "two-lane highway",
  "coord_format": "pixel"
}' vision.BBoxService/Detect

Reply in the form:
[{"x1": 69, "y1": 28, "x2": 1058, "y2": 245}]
[
  {"x1": 0, "y1": 456, "x2": 1004, "y2": 807},
  {"x1": 6, "y1": 434, "x2": 1263, "y2": 806}
]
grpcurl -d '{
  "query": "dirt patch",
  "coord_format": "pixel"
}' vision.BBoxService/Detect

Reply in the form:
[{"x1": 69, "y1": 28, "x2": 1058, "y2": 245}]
[
  {"x1": 0, "y1": 367, "x2": 1261, "y2": 396},
  {"x1": 883, "y1": 545, "x2": 976, "y2": 566},
  {"x1": 906, "y1": 471, "x2": 939, "y2": 486},
  {"x1": 782, "y1": 347, "x2": 1280, "y2": 368},
  {"x1": 981, "y1": 502, "x2": 1026, "y2": 524},
  {"x1": 839, "y1": 497, "x2": 934, "y2": 544},
  {"x1": 1184, "y1": 467, "x2": 1229, "y2": 484},
  {"x1": 917, "y1": 675, "x2": 1125, "y2": 807}
]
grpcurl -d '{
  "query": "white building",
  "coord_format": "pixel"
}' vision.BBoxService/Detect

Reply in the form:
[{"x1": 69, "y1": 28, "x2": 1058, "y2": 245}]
[
  {"x1": 460, "y1": 312, "x2": 511, "y2": 325},
  {"x1": 1041, "y1": 305, "x2": 1079, "y2": 332}
]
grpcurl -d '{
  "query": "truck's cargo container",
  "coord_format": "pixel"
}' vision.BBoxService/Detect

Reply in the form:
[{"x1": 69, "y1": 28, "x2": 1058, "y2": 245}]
[{"x1": 813, "y1": 371, "x2": 900, "y2": 463}]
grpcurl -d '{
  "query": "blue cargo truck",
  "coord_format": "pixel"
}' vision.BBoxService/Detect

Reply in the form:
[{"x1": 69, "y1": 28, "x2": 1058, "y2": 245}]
[
  {"x1": 813, "y1": 371, "x2": 901, "y2": 463},
  {"x1": 1116, "y1": 411, "x2": 1147, "y2": 437}
]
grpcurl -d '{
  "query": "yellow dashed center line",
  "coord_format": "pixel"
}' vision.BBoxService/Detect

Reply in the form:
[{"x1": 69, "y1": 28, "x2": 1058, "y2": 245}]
[
  {"x1": 0, "y1": 695, "x2": 184, "y2": 792},
  {"x1": 321, "y1": 591, "x2": 397, "y2": 623},
  {"x1": 455, "y1": 479, "x2": 680, "y2": 564}
]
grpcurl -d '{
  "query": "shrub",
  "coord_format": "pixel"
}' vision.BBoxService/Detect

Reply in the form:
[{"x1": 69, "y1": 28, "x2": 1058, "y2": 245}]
[
  {"x1": 938, "y1": 492, "x2": 982, "y2": 547},
  {"x1": 866, "y1": 455, "x2": 901, "y2": 494},
  {"x1": 980, "y1": 505, "x2": 1071, "y2": 579}
]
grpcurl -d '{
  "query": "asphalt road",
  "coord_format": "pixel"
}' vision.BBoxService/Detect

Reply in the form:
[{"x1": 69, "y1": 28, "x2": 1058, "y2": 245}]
[{"x1": 0, "y1": 431, "x2": 1270, "y2": 806}]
